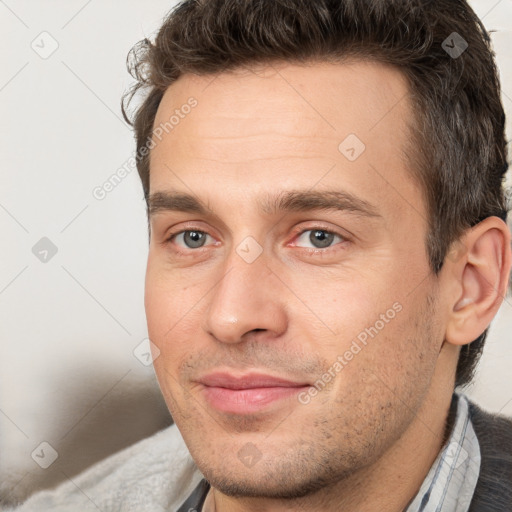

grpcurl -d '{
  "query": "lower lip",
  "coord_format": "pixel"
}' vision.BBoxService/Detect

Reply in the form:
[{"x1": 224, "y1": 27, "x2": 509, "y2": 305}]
[{"x1": 201, "y1": 385, "x2": 309, "y2": 414}]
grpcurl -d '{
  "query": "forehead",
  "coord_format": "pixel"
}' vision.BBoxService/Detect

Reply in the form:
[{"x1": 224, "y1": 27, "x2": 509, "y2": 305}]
[
  {"x1": 149, "y1": 60, "x2": 424, "y2": 226},
  {"x1": 152, "y1": 59, "x2": 411, "y2": 144}
]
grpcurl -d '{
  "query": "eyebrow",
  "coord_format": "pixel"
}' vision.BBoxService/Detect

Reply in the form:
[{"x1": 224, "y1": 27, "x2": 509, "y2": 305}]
[{"x1": 148, "y1": 189, "x2": 381, "y2": 219}]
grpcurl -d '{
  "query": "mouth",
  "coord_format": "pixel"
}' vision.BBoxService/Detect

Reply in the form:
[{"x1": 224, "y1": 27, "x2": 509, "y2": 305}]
[{"x1": 196, "y1": 372, "x2": 311, "y2": 414}]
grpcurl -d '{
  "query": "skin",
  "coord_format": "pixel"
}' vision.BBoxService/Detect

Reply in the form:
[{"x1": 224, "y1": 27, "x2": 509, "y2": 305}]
[{"x1": 144, "y1": 60, "x2": 511, "y2": 511}]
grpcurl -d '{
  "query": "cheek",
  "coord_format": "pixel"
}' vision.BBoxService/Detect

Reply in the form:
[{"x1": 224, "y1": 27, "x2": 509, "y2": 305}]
[
  {"x1": 144, "y1": 282, "x2": 198, "y2": 392},
  {"x1": 362, "y1": 297, "x2": 440, "y2": 388},
  {"x1": 145, "y1": 261, "x2": 200, "y2": 338},
  {"x1": 302, "y1": 275, "x2": 398, "y2": 351},
  {"x1": 320, "y1": 290, "x2": 434, "y2": 384}
]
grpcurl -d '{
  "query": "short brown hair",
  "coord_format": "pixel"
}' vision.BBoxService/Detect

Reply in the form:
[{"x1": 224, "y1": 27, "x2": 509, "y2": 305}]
[{"x1": 121, "y1": 0, "x2": 509, "y2": 387}]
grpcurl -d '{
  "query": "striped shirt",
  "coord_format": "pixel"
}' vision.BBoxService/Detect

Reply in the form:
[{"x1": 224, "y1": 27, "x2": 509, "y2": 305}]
[{"x1": 405, "y1": 392, "x2": 480, "y2": 512}]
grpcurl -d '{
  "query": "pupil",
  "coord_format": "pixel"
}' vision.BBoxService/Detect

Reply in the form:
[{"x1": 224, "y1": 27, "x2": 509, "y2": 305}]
[
  {"x1": 310, "y1": 230, "x2": 333, "y2": 248},
  {"x1": 185, "y1": 231, "x2": 205, "y2": 248}
]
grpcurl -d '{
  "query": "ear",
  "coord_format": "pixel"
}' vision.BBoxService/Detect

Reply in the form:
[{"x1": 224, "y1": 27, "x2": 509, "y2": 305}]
[{"x1": 445, "y1": 216, "x2": 511, "y2": 347}]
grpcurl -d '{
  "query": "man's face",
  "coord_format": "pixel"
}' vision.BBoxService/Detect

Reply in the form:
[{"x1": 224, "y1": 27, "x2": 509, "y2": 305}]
[{"x1": 145, "y1": 61, "x2": 446, "y2": 497}]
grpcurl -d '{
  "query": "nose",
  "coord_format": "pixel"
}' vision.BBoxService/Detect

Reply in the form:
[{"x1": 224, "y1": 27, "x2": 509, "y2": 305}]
[{"x1": 201, "y1": 246, "x2": 288, "y2": 344}]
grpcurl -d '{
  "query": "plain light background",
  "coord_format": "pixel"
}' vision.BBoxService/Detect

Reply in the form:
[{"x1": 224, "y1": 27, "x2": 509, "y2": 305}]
[{"x1": 1, "y1": 0, "x2": 511, "y2": 506}]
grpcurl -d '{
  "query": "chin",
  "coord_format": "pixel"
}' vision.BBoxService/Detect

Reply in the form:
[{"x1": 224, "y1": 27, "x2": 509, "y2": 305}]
[{"x1": 197, "y1": 457, "x2": 348, "y2": 500}]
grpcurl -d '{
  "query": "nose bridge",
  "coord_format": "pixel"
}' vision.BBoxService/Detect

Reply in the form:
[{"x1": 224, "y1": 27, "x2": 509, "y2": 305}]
[{"x1": 202, "y1": 240, "x2": 287, "y2": 344}]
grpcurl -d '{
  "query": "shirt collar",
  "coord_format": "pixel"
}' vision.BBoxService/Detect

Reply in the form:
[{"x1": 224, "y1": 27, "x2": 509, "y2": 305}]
[
  {"x1": 404, "y1": 391, "x2": 481, "y2": 512},
  {"x1": 176, "y1": 477, "x2": 210, "y2": 512}
]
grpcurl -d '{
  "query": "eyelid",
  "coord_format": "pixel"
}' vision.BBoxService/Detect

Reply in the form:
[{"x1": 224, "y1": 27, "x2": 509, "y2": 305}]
[{"x1": 162, "y1": 220, "x2": 216, "y2": 243}]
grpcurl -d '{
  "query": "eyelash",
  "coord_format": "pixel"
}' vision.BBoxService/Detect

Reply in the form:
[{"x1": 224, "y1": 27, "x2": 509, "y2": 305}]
[{"x1": 164, "y1": 225, "x2": 348, "y2": 256}]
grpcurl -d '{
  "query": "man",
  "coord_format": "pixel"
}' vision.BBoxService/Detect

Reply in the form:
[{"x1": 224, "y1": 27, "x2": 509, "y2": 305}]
[{"x1": 8, "y1": 0, "x2": 512, "y2": 510}]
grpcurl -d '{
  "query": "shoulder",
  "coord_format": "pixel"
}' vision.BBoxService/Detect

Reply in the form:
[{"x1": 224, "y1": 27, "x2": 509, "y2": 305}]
[
  {"x1": 466, "y1": 396, "x2": 512, "y2": 512},
  {"x1": 4, "y1": 424, "x2": 203, "y2": 512}
]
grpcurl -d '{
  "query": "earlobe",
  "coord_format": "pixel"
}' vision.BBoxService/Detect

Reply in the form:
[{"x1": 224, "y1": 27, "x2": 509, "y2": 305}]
[{"x1": 445, "y1": 217, "x2": 511, "y2": 347}]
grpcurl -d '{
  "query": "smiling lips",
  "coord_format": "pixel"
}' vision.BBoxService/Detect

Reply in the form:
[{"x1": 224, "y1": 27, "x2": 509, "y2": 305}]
[{"x1": 198, "y1": 372, "x2": 311, "y2": 414}]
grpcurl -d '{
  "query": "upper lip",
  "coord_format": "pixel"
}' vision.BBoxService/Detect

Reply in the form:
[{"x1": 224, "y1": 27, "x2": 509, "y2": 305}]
[{"x1": 197, "y1": 372, "x2": 310, "y2": 390}]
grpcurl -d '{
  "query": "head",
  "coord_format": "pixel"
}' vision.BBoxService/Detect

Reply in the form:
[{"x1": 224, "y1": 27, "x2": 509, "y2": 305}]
[{"x1": 122, "y1": 0, "x2": 511, "y2": 500}]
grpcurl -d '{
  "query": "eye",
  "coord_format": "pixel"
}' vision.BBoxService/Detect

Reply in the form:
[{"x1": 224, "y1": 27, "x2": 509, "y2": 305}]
[
  {"x1": 294, "y1": 228, "x2": 345, "y2": 250},
  {"x1": 171, "y1": 230, "x2": 213, "y2": 249}
]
